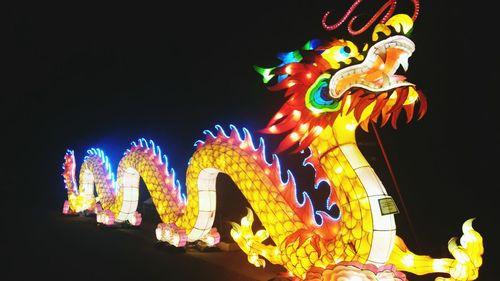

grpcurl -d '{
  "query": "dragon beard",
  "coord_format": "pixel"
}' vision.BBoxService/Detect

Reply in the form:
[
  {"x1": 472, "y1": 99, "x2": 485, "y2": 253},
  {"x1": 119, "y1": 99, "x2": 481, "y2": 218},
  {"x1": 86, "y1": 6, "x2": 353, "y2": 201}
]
[{"x1": 261, "y1": 67, "x2": 426, "y2": 153}]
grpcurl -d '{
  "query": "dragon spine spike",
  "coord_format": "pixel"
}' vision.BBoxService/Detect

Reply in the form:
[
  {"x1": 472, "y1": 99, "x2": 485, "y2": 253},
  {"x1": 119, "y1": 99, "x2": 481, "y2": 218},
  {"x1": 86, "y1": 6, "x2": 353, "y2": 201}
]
[
  {"x1": 170, "y1": 168, "x2": 176, "y2": 186},
  {"x1": 162, "y1": 155, "x2": 169, "y2": 170},
  {"x1": 229, "y1": 124, "x2": 242, "y2": 141},
  {"x1": 149, "y1": 140, "x2": 156, "y2": 155},
  {"x1": 280, "y1": 170, "x2": 298, "y2": 201},
  {"x1": 267, "y1": 154, "x2": 284, "y2": 187},
  {"x1": 203, "y1": 129, "x2": 216, "y2": 141},
  {"x1": 241, "y1": 127, "x2": 255, "y2": 150},
  {"x1": 156, "y1": 145, "x2": 162, "y2": 161},
  {"x1": 256, "y1": 137, "x2": 270, "y2": 165},
  {"x1": 141, "y1": 138, "x2": 149, "y2": 149},
  {"x1": 270, "y1": 154, "x2": 281, "y2": 176},
  {"x1": 193, "y1": 140, "x2": 205, "y2": 149},
  {"x1": 215, "y1": 124, "x2": 229, "y2": 139}
]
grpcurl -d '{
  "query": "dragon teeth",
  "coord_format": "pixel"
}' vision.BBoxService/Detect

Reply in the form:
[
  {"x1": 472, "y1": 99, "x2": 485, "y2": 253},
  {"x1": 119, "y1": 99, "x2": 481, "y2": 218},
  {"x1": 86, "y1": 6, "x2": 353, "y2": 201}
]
[{"x1": 400, "y1": 55, "x2": 409, "y2": 72}]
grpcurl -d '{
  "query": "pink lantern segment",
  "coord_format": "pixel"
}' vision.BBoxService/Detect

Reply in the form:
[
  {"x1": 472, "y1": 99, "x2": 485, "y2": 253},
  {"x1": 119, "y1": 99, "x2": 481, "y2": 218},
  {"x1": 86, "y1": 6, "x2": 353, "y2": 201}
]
[
  {"x1": 62, "y1": 200, "x2": 70, "y2": 215},
  {"x1": 156, "y1": 223, "x2": 188, "y2": 247},
  {"x1": 128, "y1": 211, "x2": 142, "y2": 226},
  {"x1": 96, "y1": 210, "x2": 115, "y2": 226}
]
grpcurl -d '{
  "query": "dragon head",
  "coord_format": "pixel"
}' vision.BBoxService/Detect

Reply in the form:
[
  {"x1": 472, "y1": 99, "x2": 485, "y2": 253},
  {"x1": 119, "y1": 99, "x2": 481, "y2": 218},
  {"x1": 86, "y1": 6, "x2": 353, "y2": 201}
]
[{"x1": 257, "y1": 5, "x2": 426, "y2": 153}]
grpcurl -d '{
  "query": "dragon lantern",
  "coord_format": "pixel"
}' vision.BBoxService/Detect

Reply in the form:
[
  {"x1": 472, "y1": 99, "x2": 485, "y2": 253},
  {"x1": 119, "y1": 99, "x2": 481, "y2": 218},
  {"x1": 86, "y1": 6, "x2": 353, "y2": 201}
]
[{"x1": 61, "y1": 1, "x2": 484, "y2": 280}]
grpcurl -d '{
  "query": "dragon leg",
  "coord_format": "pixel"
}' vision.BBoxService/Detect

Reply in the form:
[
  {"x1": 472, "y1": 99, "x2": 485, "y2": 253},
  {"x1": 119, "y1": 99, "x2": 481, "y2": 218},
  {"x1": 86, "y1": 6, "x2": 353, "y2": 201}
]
[
  {"x1": 230, "y1": 208, "x2": 282, "y2": 268},
  {"x1": 388, "y1": 219, "x2": 483, "y2": 281},
  {"x1": 155, "y1": 223, "x2": 188, "y2": 247},
  {"x1": 155, "y1": 224, "x2": 220, "y2": 247}
]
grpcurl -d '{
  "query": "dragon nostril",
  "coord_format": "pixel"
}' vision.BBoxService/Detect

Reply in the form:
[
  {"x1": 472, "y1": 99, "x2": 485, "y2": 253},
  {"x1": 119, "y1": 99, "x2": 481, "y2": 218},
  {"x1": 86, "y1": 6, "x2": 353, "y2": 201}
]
[{"x1": 343, "y1": 46, "x2": 351, "y2": 54}]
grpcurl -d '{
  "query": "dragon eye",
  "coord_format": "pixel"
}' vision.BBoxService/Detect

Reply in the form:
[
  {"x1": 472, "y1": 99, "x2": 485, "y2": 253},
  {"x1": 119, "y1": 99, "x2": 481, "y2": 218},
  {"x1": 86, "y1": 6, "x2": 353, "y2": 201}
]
[
  {"x1": 318, "y1": 87, "x2": 332, "y2": 104},
  {"x1": 341, "y1": 46, "x2": 351, "y2": 57},
  {"x1": 305, "y1": 73, "x2": 341, "y2": 114},
  {"x1": 320, "y1": 41, "x2": 359, "y2": 68}
]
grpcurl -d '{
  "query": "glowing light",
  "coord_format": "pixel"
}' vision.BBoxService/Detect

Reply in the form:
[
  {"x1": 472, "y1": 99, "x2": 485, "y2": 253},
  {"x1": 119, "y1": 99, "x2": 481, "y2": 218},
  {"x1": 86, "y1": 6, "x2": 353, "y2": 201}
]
[
  {"x1": 314, "y1": 126, "x2": 324, "y2": 134},
  {"x1": 346, "y1": 122, "x2": 357, "y2": 131},
  {"x1": 402, "y1": 254, "x2": 414, "y2": 267},
  {"x1": 241, "y1": 216, "x2": 250, "y2": 227},
  {"x1": 432, "y1": 259, "x2": 447, "y2": 272}
]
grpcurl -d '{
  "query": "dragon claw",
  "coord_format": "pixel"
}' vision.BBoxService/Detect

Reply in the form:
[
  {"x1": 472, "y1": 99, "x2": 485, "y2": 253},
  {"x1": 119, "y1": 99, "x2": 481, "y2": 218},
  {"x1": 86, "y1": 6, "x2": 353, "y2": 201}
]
[
  {"x1": 248, "y1": 253, "x2": 267, "y2": 268},
  {"x1": 230, "y1": 208, "x2": 280, "y2": 267},
  {"x1": 391, "y1": 219, "x2": 484, "y2": 281},
  {"x1": 443, "y1": 219, "x2": 483, "y2": 281}
]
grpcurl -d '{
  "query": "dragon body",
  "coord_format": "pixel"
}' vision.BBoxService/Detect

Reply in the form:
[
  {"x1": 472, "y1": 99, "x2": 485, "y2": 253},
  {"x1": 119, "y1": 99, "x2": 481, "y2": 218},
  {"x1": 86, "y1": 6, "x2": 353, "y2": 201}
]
[{"x1": 62, "y1": 6, "x2": 484, "y2": 281}]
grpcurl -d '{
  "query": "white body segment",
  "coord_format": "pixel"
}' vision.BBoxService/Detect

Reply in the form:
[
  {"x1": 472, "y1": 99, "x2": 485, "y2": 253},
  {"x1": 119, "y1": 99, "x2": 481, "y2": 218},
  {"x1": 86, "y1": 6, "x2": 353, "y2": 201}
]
[
  {"x1": 187, "y1": 167, "x2": 219, "y2": 241},
  {"x1": 340, "y1": 143, "x2": 396, "y2": 265},
  {"x1": 116, "y1": 167, "x2": 140, "y2": 222}
]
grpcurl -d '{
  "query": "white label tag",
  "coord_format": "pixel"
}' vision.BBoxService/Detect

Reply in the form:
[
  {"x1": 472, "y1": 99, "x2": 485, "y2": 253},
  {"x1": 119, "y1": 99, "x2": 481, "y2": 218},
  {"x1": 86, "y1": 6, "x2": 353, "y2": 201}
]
[{"x1": 378, "y1": 197, "x2": 399, "y2": 215}]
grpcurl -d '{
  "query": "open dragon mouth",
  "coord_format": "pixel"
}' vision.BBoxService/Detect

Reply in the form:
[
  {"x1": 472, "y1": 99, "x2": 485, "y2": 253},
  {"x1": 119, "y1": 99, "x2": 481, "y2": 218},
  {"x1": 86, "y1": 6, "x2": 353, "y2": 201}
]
[
  {"x1": 258, "y1": 31, "x2": 426, "y2": 153},
  {"x1": 329, "y1": 35, "x2": 415, "y2": 99}
]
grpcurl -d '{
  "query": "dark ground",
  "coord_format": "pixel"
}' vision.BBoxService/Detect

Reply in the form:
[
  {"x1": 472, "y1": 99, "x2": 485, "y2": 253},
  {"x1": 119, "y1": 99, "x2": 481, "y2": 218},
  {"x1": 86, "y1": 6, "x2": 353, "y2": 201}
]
[
  {"x1": 5, "y1": 1, "x2": 498, "y2": 280},
  {"x1": 8, "y1": 209, "x2": 285, "y2": 281}
]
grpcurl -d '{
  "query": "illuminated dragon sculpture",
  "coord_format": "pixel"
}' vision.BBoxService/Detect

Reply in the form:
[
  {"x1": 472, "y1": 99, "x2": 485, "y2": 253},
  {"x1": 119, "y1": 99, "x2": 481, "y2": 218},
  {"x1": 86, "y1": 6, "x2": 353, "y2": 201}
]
[{"x1": 61, "y1": 1, "x2": 484, "y2": 280}]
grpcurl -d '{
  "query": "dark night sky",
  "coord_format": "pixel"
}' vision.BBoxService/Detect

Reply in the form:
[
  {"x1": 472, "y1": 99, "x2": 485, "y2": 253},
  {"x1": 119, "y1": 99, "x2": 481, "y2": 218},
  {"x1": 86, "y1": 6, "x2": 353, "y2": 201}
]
[{"x1": 5, "y1": 1, "x2": 498, "y2": 279}]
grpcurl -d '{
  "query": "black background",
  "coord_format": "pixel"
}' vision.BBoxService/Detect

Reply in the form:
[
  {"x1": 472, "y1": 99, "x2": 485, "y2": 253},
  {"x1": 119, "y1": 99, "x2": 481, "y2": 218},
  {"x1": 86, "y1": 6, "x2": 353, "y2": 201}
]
[{"x1": 6, "y1": 1, "x2": 498, "y2": 280}]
